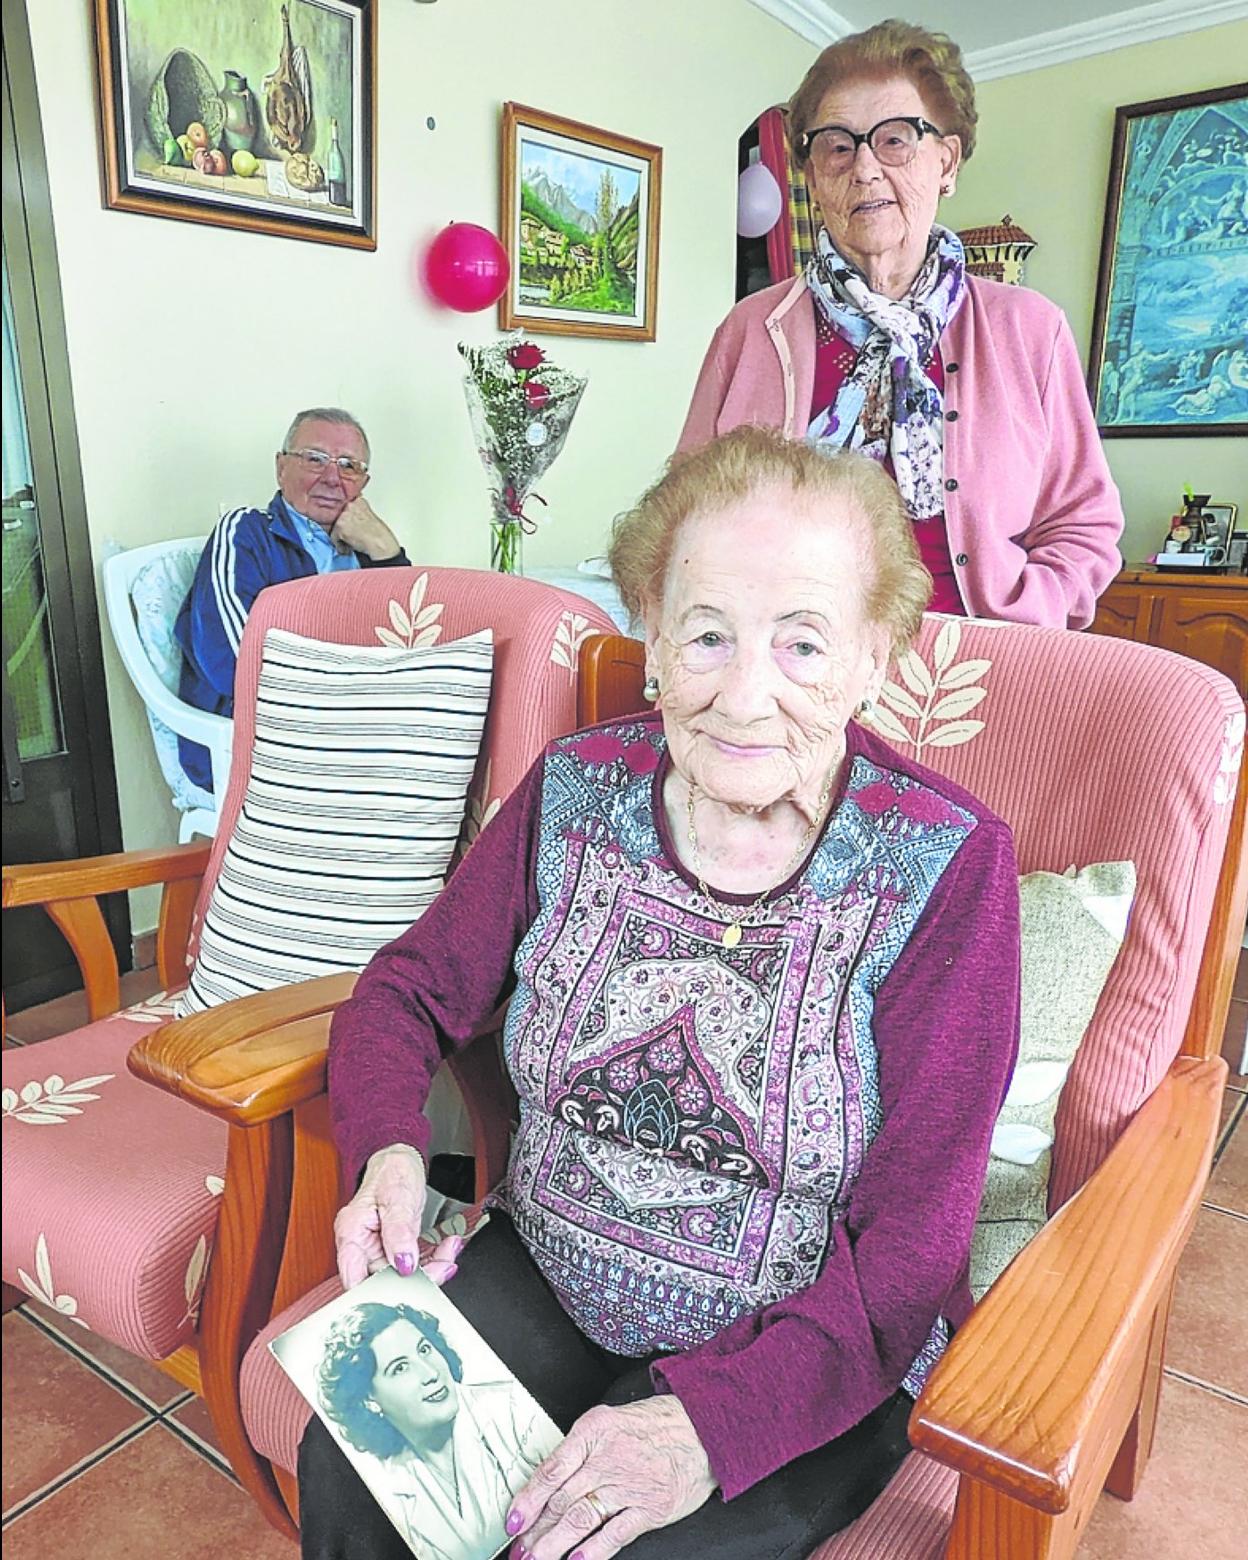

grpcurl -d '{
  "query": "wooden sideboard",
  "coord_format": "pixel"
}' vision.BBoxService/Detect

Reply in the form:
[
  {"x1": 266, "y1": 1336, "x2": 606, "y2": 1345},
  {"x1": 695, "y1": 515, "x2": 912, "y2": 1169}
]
[{"x1": 1090, "y1": 569, "x2": 1248, "y2": 694}]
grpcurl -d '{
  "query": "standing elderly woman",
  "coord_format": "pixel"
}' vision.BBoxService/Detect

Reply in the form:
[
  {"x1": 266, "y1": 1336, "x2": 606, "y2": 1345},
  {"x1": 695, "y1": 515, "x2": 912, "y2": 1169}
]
[
  {"x1": 300, "y1": 427, "x2": 1021, "y2": 1560},
  {"x1": 682, "y1": 20, "x2": 1123, "y2": 629}
]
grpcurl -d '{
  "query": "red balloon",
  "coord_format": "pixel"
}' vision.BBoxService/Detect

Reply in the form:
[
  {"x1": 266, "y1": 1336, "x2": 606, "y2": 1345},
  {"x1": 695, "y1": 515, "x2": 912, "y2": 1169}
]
[{"x1": 422, "y1": 223, "x2": 510, "y2": 312}]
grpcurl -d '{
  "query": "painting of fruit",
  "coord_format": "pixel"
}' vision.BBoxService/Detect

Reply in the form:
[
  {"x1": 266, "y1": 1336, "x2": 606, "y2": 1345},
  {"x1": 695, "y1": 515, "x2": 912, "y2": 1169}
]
[{"x1": 94, "y1": 1, "x2": 376, "y2": 248}]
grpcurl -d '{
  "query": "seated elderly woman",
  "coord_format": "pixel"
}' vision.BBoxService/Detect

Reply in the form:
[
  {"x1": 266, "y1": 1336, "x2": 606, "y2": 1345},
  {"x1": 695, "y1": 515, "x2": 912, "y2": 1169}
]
[
  {"x1": 315, "y1": 1303, "x2": 551, "y2": 1560},
  {"x1": 681, "y1": 20, "x2": 1124, "y2": 629},
  {"x1": 300, "y1": 426, "x2": 1021, "y2": 1560}
]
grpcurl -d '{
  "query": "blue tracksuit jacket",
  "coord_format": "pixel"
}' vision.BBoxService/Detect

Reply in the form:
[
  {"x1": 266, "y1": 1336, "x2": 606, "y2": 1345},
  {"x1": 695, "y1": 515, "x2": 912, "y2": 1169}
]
[{"x1": 174, "y1": 494, "x2": 409, "y2": 791}]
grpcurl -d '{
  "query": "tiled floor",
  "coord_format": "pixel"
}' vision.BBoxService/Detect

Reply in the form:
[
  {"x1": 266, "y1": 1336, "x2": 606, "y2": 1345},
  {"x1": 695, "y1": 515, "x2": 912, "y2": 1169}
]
[{"x1": 3, "y1": 959, "x2": 1246, "y2": 1556}]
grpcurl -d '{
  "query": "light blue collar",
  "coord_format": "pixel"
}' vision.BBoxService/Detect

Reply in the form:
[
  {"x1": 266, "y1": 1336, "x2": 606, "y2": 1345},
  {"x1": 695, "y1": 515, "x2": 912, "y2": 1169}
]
[{"x1": 280, "y1": 498, "x2": 359, "y2": 574}]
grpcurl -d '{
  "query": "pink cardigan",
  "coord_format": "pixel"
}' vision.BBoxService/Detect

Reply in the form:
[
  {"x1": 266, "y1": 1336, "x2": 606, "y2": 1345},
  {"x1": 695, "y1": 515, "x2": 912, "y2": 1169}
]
[{"x1": 678, "y1": 275, "x2": 1124, "y2": 629}]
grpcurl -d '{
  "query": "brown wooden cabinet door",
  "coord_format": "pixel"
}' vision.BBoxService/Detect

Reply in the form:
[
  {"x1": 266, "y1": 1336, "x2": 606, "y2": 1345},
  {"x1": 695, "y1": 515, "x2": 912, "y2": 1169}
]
[
  {"x1": 1091, "y1": 584, "x2": 1149, "y2": 642},
  {"x1": 1151, "y1": 590, "x2": 1248, "y2": 693}
]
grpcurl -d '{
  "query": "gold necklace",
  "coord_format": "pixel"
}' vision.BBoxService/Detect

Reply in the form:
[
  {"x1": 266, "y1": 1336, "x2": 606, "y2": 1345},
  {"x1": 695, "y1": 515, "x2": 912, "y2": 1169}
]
[{"x1": 685, "y1": 773, "x2": 835, "y2": 950}]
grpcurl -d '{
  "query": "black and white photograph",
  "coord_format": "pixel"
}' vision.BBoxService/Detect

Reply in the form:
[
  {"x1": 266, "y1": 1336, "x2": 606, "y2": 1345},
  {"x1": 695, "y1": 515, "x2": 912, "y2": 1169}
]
[{"x1": 271, "y1": 1269, "x2": 564, "y2": 1560}]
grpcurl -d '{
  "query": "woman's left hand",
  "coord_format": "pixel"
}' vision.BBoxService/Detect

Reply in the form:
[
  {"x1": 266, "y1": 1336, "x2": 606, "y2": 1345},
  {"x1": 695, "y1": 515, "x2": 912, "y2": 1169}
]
[{"x1": 507, "y1": 1396, "x2": 717, "y2": 1559}]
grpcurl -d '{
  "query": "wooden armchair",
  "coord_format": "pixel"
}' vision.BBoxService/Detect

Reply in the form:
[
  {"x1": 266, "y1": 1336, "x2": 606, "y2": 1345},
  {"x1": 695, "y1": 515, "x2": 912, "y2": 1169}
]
[
  {"x1": 47, "y1": 618, "x2": 1246, "y2": 1556},
  {"x1": 1, "y1": 567, "x2": 616, "y2": 1541}
]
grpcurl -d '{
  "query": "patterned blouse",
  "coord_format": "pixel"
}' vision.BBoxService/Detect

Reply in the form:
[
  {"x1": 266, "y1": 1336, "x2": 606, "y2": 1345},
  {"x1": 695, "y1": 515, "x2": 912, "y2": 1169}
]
[{"x1": 330, "y1": 715, "x2": 1020, "y2": 1498}]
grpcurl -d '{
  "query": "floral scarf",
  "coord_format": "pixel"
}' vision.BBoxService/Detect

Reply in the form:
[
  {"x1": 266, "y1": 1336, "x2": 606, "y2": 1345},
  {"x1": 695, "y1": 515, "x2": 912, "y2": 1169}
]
[{"x1": 805, "y1": 224, "x2": 967, "y2": 519}]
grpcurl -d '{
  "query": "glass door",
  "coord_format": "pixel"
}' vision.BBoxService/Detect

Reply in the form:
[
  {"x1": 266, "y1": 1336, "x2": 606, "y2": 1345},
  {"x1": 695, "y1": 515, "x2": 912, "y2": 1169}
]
[{"x1": 3, "y1": 11, "x2": 127, "y2": 1011}]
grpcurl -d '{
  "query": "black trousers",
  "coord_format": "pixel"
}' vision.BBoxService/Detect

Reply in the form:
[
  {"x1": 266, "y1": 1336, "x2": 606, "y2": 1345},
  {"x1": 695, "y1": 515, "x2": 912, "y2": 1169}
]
[{"x1": 297, "y1": 1214, "x2": 911, "y2": 1560}]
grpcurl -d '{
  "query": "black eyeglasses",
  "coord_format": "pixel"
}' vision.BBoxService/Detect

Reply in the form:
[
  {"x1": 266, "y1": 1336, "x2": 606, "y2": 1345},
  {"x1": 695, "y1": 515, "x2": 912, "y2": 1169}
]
[
  {"x1": 798, "y1": 116, "x2": 945, "y2": 170},
  {"x1": 282, "y1": 447, "x2": 370, "y2": 483}
]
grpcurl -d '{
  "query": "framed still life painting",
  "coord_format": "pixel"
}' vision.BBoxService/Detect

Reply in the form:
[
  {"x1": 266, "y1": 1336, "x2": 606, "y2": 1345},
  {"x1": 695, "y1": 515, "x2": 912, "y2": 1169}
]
[
  {"x1": 93, "y1": 0, "x2": 376, "y2": 249},
  {"x1": 500, "y1": 103, "x2": 662, "y2": 341},
  {"x1": 1088, "y1": 83, "x2": 1247, "y2": 437}
]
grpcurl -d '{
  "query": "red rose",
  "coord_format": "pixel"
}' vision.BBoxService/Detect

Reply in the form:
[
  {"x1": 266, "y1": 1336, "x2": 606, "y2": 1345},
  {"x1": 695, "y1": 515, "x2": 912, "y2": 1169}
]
[
  {"x1": 507, "y1": 342, "x2": 546, "y2": 371},
  {"x1": 524, "y1": 381, "x2": 552, "y2": 409}
]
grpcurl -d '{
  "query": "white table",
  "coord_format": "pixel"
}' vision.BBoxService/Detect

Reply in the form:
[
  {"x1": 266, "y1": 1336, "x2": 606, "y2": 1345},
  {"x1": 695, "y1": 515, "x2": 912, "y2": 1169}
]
[{"x1": 525, "y1": 566, "x2": 633, "y2": 634}]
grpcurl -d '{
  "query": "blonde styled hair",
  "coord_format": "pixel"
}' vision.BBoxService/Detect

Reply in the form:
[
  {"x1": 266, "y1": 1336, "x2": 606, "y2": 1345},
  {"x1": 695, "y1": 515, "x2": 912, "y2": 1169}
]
[
  {"x1": 789, "y1": 19, "x2": 978, "y2": 162},
  {"x1": 608, "y1": 427, "x2": 931, "y2": 659}
]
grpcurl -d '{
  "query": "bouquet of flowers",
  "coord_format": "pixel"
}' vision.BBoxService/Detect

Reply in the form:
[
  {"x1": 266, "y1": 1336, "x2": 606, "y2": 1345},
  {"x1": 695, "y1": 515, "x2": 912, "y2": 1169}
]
[{"x1": 459, "y1": 336, "x2": 588, "y2": 573}]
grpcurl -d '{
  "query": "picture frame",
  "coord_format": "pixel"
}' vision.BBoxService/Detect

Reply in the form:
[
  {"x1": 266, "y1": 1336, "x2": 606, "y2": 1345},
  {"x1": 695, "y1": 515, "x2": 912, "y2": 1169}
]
[
  {"x1": 1087, "y1": 84, "x2": 1247, "y2": 438},
  {"x1": 93, "y1": 0, "x2": 376, "y2": 250},
  {"x1": 1202, "y1": 502, "x2": 1238, "y2": 560},
  {"x1": 500, "y1": 103, "x2": 662, "y2": 341}
]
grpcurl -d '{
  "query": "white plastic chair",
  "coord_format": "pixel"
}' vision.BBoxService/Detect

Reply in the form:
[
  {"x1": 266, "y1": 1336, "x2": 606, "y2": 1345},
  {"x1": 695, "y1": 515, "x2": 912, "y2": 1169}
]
[{"x1": 101, "y1": 537, "x2": 233, "y2": 841}]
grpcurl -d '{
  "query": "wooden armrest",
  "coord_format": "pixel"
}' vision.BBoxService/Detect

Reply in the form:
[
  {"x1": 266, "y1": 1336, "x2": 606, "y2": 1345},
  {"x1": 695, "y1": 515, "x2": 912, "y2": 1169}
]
[
  {"x1": 911, "y1": 1054, "x2": 1225, "y2": 1513},
  {"x1": 128, "y1": 971, "x2": 357, "y2": 1126},
  {"x1": 2, "y1": 842, "x2": 211, "y2": 906},
  {"x1": 4, "y1": 843, "x2": 213, "y2": 1021}
]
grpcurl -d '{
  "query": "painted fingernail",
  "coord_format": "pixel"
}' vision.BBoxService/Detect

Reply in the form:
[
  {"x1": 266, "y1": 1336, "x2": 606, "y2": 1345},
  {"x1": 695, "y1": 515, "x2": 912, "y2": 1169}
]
[
  {"x1": 394, "y1": 1251, "x2": 415, "y2": 1276},
  {"x1": 505, "y1": 1509, "x2": 524, "y2": 1536},
  {"x1": 442, "y1": 1263, "x2": 458, "y2": 1283},
  {"x1": 570, "y1": 1551, "x2": 586, "y2": 1560}
]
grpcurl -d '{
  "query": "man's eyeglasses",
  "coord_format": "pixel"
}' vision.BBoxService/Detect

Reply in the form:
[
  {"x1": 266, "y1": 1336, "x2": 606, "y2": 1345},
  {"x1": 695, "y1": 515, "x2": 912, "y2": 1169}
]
[
  {"x1": 798, "y1": 116, "x2": 945, "y2": 172},
  {"x1": 282, "y1": 447, "x2": 370, "y2": 483}
]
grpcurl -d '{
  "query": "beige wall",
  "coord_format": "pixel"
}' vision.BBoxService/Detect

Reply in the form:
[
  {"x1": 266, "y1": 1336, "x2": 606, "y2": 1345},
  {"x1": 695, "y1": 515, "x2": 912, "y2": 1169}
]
[
  {"x1": 946, "y1": 21, "x2": 1248, "y2": 566},
  {"x1": 30, "y1": 5, "x2": 1245, "y2": 935},
  {"x1": 27, "y1": 0, "x2": 814, "y2": 914}
]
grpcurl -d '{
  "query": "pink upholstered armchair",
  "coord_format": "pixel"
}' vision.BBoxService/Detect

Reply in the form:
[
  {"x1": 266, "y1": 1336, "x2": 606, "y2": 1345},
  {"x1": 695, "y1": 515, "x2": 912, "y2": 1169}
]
[{"x1": 1, "y1": 567, "x2": 616, "y2": 1537}]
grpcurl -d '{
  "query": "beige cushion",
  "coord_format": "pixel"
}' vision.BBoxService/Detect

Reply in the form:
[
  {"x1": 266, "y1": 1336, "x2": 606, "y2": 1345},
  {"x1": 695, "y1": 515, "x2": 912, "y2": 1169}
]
[{"x1": 969, "y1": 861, "x2": 1136, "y2": 1300}]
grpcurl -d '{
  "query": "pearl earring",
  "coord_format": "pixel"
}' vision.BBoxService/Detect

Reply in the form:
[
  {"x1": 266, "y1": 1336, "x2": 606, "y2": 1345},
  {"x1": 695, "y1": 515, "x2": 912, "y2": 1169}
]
[
  {"x1": 643, "y1": 676, "x2": 660, "y2": 702},
  {"x1": 857, "y1": 697, "x2": 875, "y2": 718}
]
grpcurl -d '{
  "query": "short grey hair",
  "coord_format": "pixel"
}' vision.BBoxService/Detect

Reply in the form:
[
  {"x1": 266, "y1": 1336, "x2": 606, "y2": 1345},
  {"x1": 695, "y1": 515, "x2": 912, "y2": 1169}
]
[{"x1": 282, "y1": 407, "x2": 371, "y2": 462}]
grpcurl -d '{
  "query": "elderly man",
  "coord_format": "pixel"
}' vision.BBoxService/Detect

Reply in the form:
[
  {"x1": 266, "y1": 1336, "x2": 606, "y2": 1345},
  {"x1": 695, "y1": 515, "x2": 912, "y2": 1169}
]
[{"x1": 174, "y1": 407, "x2": 409, "y2": 792}]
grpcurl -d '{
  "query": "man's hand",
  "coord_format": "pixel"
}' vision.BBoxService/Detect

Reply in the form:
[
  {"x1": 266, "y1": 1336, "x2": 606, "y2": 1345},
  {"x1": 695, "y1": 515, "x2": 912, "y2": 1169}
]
[
  {"x1": 330, "y1": 495, "x2": 402, "y2": 561},
  {"x1": 333, "y1": 1143, "x2": 463, "y2": 1289}
]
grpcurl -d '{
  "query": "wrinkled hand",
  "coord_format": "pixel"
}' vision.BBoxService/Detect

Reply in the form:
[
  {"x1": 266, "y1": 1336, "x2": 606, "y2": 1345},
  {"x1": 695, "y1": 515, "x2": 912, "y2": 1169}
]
[
  {"x1": 332, "y1": 1143, "x2": 464, "y2": 1289},
  {"x1": 329, "y1": 495, "x2": 401, "y2": 561},
  {"x1": 508, "y1": 1396, "x2": 717, "y2": 1560}
]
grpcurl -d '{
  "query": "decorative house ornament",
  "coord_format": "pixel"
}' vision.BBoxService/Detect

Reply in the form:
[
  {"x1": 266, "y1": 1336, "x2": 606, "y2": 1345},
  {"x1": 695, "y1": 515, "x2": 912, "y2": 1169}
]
[{"x1": 957, "y1": 215, "x2": 1037, "y2": 285}]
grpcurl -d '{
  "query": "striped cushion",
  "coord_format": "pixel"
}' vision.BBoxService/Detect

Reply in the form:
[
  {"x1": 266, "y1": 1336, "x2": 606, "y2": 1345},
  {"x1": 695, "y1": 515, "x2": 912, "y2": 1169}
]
[{"x1": 178, "y1": 627, "x2": 493, "y2": 1014}]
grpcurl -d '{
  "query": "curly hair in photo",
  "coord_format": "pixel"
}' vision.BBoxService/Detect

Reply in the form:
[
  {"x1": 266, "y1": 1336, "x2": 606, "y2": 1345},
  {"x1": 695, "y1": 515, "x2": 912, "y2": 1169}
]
[{"x1": 317, "y1": 1303, "x2": 465, "y2": 1459}]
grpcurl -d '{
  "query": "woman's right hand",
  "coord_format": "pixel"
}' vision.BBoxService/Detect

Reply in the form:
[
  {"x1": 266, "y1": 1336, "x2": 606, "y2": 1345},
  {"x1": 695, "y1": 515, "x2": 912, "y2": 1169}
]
[{"x1": 333, "y1": 1143, "x2": 438, "y2": 1289}]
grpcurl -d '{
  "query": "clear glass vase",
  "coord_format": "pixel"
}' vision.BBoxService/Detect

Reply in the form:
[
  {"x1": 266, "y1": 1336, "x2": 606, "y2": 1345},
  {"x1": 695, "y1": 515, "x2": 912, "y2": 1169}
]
[{"x1": 490, "y1": 513, "x2": 523, "y2": 574}]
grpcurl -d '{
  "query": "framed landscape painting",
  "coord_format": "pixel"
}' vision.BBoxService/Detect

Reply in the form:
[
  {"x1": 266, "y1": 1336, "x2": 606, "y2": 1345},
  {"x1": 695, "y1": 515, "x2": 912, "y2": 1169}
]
[
  {"x1": 1088, "y1": 83, "x2": 1247, "y2": 437},
  {"x1": 94, "y1": 0, "x2": 376, "y2": 249},
  {"x1": 500, "y1": 103, "x2": 662, "y2": 341}
]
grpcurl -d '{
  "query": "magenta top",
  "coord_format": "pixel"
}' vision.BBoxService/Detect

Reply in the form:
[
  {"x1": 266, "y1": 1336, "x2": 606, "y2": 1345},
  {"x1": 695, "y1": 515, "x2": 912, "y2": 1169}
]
[
  {"x1": 329, "y1": 716, "x2": 1020, "y2": 1499},
  {"x1": 810, "y1": 307, "x2": 964, "y2": 615}
]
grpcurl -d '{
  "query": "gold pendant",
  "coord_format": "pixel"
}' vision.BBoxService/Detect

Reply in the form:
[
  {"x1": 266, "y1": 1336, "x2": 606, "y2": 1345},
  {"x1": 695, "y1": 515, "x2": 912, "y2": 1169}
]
[{"x1": 722, "y1": 923, "x2": 743, "y2": 949}]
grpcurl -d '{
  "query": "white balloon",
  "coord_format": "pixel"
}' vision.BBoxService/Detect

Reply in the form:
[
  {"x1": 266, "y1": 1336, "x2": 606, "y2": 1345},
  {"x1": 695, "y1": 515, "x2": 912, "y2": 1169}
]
[{"x1": 737, "y1": 164, "x2": 783, "y2": 239}]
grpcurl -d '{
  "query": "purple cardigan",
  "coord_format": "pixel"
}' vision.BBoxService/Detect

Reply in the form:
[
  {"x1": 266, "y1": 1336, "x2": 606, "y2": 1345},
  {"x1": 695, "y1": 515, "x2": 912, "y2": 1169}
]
[
  {"x1": 329, "y1": 719, "x2": 1020, "y2": 1499},
  {"x1": 679, "y1": 275, "x2": 1124, "y2": 631}
]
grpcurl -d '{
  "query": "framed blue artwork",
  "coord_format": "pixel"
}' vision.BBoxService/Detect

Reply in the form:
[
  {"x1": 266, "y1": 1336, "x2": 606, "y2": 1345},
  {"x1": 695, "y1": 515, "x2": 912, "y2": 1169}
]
[{"x1": 1088, "y1": 83, "x2": 1247, "y2": 438}]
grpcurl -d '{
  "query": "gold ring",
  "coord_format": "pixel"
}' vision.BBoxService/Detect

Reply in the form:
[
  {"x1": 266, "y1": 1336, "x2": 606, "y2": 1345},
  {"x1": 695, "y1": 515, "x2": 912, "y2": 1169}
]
[{"x1": 584, "y1": 1489, "x2": 609, "y2": 1526}]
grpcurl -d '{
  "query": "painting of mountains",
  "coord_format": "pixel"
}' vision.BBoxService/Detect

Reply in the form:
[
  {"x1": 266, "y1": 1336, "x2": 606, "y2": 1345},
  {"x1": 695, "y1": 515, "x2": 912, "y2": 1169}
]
[
  {"x1": 501, "y1": 105, "x2": 661, "y2": 340},
  {"x1": 519, "y1": 142, "x2": 640, "y2": 314}
]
